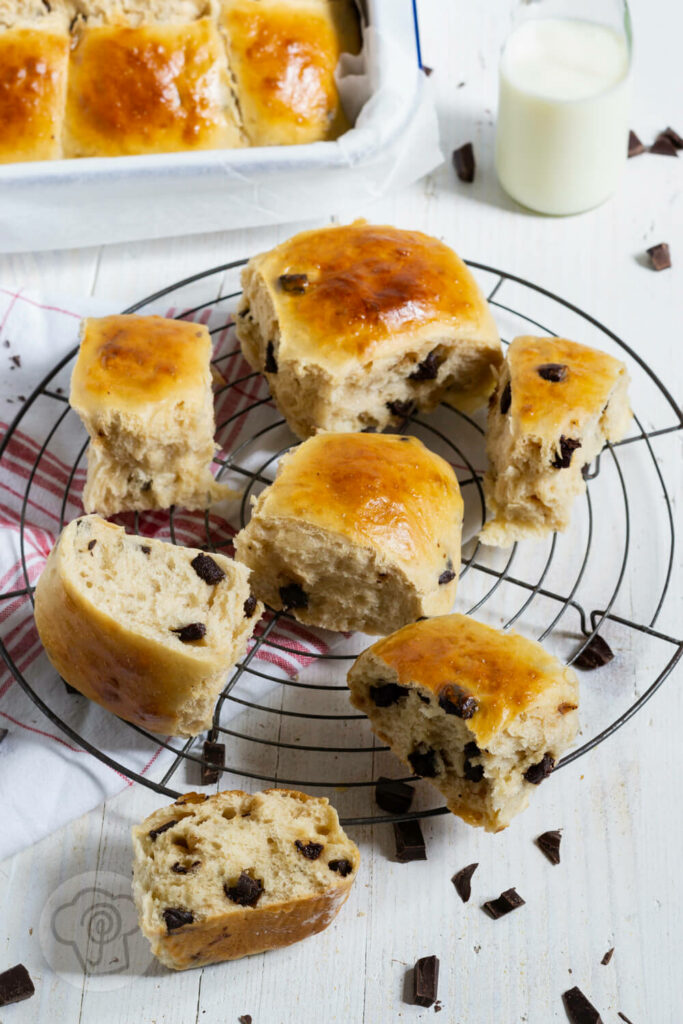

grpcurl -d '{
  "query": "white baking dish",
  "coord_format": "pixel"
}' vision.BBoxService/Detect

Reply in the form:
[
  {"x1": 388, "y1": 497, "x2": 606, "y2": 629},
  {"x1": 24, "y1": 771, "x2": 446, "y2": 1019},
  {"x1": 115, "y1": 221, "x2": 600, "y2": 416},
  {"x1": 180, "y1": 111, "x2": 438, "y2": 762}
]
[{"x1": 0, "y1": 0, "x2": 442, "y2": 254}]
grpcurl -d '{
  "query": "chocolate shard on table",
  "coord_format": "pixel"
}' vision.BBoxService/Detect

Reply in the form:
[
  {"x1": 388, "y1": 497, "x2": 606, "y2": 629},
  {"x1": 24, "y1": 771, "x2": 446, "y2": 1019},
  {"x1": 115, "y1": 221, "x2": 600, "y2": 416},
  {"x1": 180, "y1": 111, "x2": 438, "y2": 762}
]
[
  {"x1": 573, "y1": 634, "x2": 614, "y2": 670},
  {"x1": 201, "y1": 740, "x2": 226, "y2": 785},
  {"x1": 482, "y1": 887, "x2": 525, "y2": 919},
  {"x1": 650, "y1": 133, "x2": 678, "y2": 157},
  {"x1": 452, "y1": 141, "x2": 476, "y2": 182},
  {"x1": 661, "y1": 125, "x2": 683, "y2": 149},
  {"x1": 627, "y1": 130, "x2": 645, "y2": 157},
  {"x1": 646, "y1": 242, "x2": 671, "y2": 272},
  {"x1": 617, "y1": 1013, "x2": 635, "y2": 1024},
  {"x1": 600, "y1": 947, "x2": 614, "y2": 965},
  {"x1": 393, "y1": 819, "x2": 427, "y2": 862},
  {"x1": 452, "y1": 862, "x2": 478, "y2": 902},
  {"x1": 536, "y1": 829, "x2": 562, "y2": 865},
  {"x1": 413, "y1": 954, "x2": 440, "y2": 1007},
  {"x1": 562, "y1": 986, "x2": 603, "y2": 1024},
  {"x1": 375, "y1": 776, "x2": 414, "y2": 814},
  {"x1": 0, "y1": 964, "x2": 35, "y2": 1006},
  {"x1": 238, "y1": 1016, "x2": 253, "y2": 1024}
]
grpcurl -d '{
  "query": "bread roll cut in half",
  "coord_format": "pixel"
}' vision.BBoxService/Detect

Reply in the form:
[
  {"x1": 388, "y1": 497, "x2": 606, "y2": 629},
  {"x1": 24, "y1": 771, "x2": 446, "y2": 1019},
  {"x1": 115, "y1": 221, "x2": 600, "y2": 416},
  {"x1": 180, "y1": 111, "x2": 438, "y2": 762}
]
[
  {"x1": 34, "y1": 515, "x2": 262, "y2": 736},
  {"x1": 0, "y1": 0, "x2": 70, "y2": 163},
  {"x1": 347, "y1": 614, "x2": 579, "y2": 832},
  {"x1": 234, "y1": 432, "x2": 464, "y2": 634},
  {"x1": 132, "y1": 788, "x2": 359, "y2": 969},
  {"x1": 70, "y1": 315, "x2": 233, "y2": 515},
  {"x1": 236, "y1": 221, "x2": 502, "y2": 439},
  {"x1": 219, "y1": 0, "x2": 360, "y2": 146},
  {"x1": 481, "y1": 335, "x2": 631, "y2": 546}
]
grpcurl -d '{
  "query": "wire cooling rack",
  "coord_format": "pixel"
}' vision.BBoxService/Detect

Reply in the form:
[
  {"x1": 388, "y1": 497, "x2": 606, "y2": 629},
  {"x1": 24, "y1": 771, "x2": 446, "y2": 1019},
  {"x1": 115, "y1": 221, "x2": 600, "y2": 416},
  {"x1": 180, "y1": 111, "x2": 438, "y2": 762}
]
[{"x1": 1, "y1": 258, "x2": 681, "y2": 827}]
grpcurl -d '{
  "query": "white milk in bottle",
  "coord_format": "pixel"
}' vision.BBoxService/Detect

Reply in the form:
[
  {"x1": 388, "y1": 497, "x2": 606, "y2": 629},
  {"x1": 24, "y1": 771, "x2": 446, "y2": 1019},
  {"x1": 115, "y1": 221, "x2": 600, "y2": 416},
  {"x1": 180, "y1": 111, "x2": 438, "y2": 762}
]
[{"x1": 495, "y1": 18, "x2": 631, "y2": 215}]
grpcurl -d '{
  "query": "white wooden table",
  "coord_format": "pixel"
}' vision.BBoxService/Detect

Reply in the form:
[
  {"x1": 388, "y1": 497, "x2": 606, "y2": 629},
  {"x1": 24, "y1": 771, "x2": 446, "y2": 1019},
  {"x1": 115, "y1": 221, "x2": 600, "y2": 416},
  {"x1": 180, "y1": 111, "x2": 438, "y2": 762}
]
[{"x1": 1, "y1": 2, "x2": 681, "y2": 1020}]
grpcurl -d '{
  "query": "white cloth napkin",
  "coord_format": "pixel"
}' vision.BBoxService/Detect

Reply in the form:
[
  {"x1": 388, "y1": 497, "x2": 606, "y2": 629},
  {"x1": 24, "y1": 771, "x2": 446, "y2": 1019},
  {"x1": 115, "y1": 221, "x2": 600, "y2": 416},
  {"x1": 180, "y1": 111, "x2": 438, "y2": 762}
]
[{"x1": 0, "y1": 289, "x2": 337, "y2": 862}]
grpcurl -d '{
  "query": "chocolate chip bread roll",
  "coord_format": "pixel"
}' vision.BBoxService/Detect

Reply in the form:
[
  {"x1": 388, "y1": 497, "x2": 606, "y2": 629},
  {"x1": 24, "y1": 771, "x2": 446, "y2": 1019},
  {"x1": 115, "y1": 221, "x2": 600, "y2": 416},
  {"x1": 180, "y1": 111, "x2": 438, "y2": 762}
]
[
  {"x1": 70, "y1": 315, "x2": 234, "y2": 515},
  {"x1": 236, "y1": 221, "x2": 502, "y2": 439},
  {"x1": 480, "y1": 335, "x2": 631, "y2": 546},
  {"x1": 348, "y1": 614, "x2": 579, "y2": 832},
  {"x1": 34, "y1": 515, "x2": 262, "y2": 736},
  {"x1": 132, "y1": 788, "x2": 359, "y2": 969},
  {"x1": 234, "y1": 432, "x2": 463, "y2": 634}
]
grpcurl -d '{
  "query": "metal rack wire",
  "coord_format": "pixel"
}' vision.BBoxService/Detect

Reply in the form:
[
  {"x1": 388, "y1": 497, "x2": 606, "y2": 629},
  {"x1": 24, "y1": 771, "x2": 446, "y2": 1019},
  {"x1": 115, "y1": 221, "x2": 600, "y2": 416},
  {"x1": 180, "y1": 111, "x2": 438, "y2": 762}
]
[{"x1": 1, "y1": 258, "x2": 681, "y2": 827}]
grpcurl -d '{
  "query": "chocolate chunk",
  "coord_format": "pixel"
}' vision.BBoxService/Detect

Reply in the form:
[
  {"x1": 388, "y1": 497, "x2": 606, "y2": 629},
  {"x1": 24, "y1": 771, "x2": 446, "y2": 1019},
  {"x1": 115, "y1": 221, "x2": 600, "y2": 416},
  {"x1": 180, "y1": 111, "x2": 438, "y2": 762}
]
[
  {"x1": 650, "y1": 133, "x2": 678, "y2": 156},
  {"x1": 601, "y1": 947, "x2": 614, "y2": 966},
  {"x1": 264, "y1": 341, "x2": 278, "y2": 373},
  {"x1": 224, "y1": 871, "x2": 264, "y2": 907},
  {"x1": 328, "y1": 858, "x2": 353, "y2": 877},
  {"x1": 524, "y1": 753, "x2": 555, "y2": 785},
  {"x1": 191, "y1": 552, "x2": 226, "y2": 585},
  {"x1": 149, "y1": 818, "x2": 178, "y2": 841},
  {"x1": 171, "y1": 622, "x2": 206, "y2": 643},
  {"x1": 617, "y1": 1014, "x2": 634, "y2": 1024},
  {"x1": 499, "y1": 381, "x2": 511, "y2": 414},
  {"x1": 573, "y1": 633, "x2": 614, "y2": 670},
  {"x1": 628, "y1": 130, "x2": 645, "y2": 157},
  {"x1": 295, "y1": 839, "x2": 324, "y2": 860},
  {"x1": 452, "y1": 862, "x2": 478, "y2": 903},
  {"x1": 238, "y1": 1017, "x2": 253, "y2": 1024},
  {"x1": 87, "y1": 539, "x2": 97, "y2": 550},
  {"x1": 408, "y1": 744, "x2": 439, "y2": 778},
  {"x1": 464, "y1": 741, "x2": 480, "y2": 758},
  {"x1": 646, "y1": 242, "x2": 671, "y2": 271},
  {"x1": 163, "y1": 908, "x2": 194, "y2": 932},
  {"x1": 452, "y1": 141, "x2": 475, "y2": 182},
  {"x1": 463, "y1": 757, "x2": 484, "y2": 783},
  {"x1": 369, "y1": 682, "x2": 410, "y2": 707},
  {"x1": 537, "y1": 362, "x2": 568, "y2": 383},
  {"x1": 661, "y1": 125, "x2": 683, "y2": 149},
  {"x1": 375, "y1": 776, "x2": 414, "y2": 814},
  {"x1": 408, "y1": 349, "x2": 441, "y2": 381},
  {"x1": 243, "y1": 594, "x2": 258, "y2": 618},
  {"x1": 536, "y1": 829, "x2": 562, "y2": 865},
  {"x1": 141, "y1": 479, "x2": 152, "y2": 492},
  {"x1": 10, "y1": 354, "x2": 21, "y2": 368},
  {"x1": 386, "y1": 398, "x2": 415, "y2": 419},
  {"x1": 201, "y1": 740, "x2": 225, "y2": 785},
  {"x1": 438, "y1": 684, "x2": 478, "y2": 719},
  {"x1": 393, "y1": 819, "x2": 427, "y2": 862},
  {"x1": 552, "y1": 436, "x2": 582, "y2": 469},
  {"x1": 482, "y1": 887, "x2": 525, "y2": 919},
  {"x1": 279, "y1": 582, "x2": 308, "y2": 609},
  {"x1": 140, "y1": 544, "x2": 151, "y2": 555},
  {"x1": 421, "y1": 65, "x2": 433, "y2": 77},
  {"x1": 562, "y1": 986, "x2": 603, "y2": 1023},
  {"x1": 278, "y1": 272, "x2": 308, "y2": 293},
  {"x1": 438, "y1": 566, "x2": 456, "y2": 585},
  {"x1": 171, "y1": 860, "x2": 201, "y2": 874},
  {"x1": 0, "y1": 964, "x2": 35, "y2": 1006},
  {"x1": 413, "y1": 955, "x2": 440, "y2": 1007}
]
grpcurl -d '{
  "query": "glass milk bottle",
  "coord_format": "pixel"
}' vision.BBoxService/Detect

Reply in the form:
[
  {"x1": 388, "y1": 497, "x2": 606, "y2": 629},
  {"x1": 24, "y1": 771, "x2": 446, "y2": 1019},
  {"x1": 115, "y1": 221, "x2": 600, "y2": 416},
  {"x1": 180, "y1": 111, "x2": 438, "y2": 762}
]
[{"x1": 495, "y1": 0, "x2": 632, "y2": 215}]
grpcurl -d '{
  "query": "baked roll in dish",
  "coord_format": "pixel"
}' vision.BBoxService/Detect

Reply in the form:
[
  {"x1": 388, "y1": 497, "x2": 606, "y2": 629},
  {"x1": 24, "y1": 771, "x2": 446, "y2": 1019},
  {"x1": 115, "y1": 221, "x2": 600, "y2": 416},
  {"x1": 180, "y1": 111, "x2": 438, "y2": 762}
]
[
  {"x1": 0, "y1": 0, "x2": 70, "y2": 163},
  {"x1": 132, "y1": 788, "x2": 359, "y2": 969},
  {"x1": 220, "y1": 0, "x2": 360, "y2": 146},
  {"x1": 234, "y1": 432, "x2": 463, "y2": 635},
  {"x1": 34, "y1": 515, "x2": 262, "y2": 736},
  {"x1": 236, "y1": 221, "x2": 502, "y2": 439},
  {"x1": 64, "y1": 1, "x2": 244, "y2": 158},
  {"x1": 347, "y1": 614, "x2": 579, "y2": 832},
  {"x1": 480, "y1": 335, "x2": 632, "y2": 546},
  {"x1": 70, "y1": 314, "x2": 231, "y2": 515}
]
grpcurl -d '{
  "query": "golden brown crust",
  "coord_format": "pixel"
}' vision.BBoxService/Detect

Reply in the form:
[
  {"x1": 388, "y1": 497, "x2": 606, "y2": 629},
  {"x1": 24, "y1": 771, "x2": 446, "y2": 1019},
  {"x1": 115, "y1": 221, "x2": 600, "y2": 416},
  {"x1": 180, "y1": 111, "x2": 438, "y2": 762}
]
[
  {"x1": 508, "y1": 335, "x2": 627, "y2": 437},
  {"x1": 0, "y1": 27, "x2": 69, "y2": 163},
  {"x1": 221, "y1": 0, "x2": 359, "y2": 146},
  {"x1": 251, "y1": 222, "x2": 500, "y2": 370},
  {"x1": 363, "y1": 614, "x2": 578, "y2": 747},
  {"x1": 64, "y1": 19, "x2": 243, "y2": 157}
]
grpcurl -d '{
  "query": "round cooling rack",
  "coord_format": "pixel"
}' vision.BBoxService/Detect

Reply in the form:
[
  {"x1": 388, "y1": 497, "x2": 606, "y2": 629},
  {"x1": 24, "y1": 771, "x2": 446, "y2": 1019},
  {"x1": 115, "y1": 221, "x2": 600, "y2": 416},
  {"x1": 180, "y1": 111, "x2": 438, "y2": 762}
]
[{"x1": 1, "y1": 258, "x2": 682, "y2": 828}]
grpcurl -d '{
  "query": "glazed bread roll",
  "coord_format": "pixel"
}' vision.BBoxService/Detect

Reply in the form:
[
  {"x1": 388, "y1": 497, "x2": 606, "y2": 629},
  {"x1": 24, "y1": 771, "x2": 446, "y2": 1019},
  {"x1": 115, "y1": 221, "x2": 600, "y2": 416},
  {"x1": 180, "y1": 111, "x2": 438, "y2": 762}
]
[
  {"x1": 0, "y1": 0, "x2": 70, "y2": 163},
  {"x1": 347, "y1": 614, "x2": 579, "y2": 832},
  {"x1": 132, "y1": 788, "x2": 359, "y2": 969},
  {"x1": 70, "y1": 314, "x2": 232, "y2": 515},
  {"x1": 236, "y1": 221, "x2": 502, "y2": 439},
  {"x1": 34, "y1": 515, "x2": 262, "y2": 736},
  {"x1": 219, "y1": 0, "x2": 360, "y2": 146},
  {"x1": 234, "y1": 432, "x2": 464, "y2": 634},
  {"x1": 64, "y1": 0, "x2": 244, "y2": 157},
  {"x1": 481, "y1": 336, "x2": 632, "y2": 546}
]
